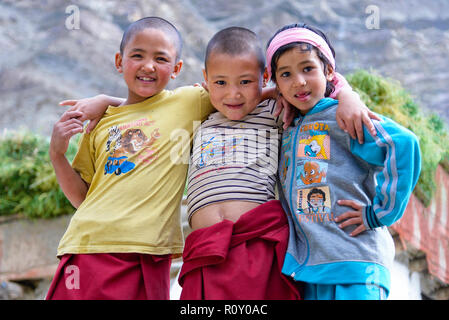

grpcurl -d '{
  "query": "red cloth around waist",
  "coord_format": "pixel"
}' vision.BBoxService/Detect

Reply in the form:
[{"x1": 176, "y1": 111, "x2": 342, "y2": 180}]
[
  {"x1": 46, "y1": 253, "x2": 171, "y2": 300},
  {"x1": 178, "y1": 200, "x2": 301, "y2": 300}
]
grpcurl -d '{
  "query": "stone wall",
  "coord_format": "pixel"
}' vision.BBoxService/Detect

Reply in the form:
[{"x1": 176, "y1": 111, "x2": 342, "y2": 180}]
[
  {"x1": 0, "y1": 214, "x2": 71, "y2": 299},
  {"x1": 391, "y1": 165, "x2": 449, "y2": 299}
]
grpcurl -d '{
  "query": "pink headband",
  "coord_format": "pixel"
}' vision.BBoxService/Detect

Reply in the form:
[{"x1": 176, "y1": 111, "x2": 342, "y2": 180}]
[{"x1": 266, "y1": 27, "x2": 335, "y2": 80}]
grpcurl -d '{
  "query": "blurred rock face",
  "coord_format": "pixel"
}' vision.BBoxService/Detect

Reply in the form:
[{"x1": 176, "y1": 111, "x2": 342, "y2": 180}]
[{"x1": 1, "y1": 0, "x2": 448, "y2": 136}]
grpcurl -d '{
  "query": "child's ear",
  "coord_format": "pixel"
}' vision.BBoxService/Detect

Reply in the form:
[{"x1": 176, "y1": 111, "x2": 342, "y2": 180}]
[
  {"x1": 171, "y1": 60, "x2": 183, "y2": 79},
  {"x1": 202, "y1": 68, "x2": 208, "y2": 83},
  {"x1": 115, "y1": 52, "x2": 123, "y2": 73},
  {"x1": 263, "y1": 68, "x2": 269, "y2": 88},
  {"x1": 325, "y1": 65, "x2": 335, "y2": 82}
]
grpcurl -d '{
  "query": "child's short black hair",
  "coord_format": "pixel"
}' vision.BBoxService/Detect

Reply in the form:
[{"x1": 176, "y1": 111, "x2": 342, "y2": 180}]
[
  {"x1": 120, "y1": 16, "x2": 183, "y2": 61},
  {"x1": 267, "y1": 23, "x2": 336, "y2": 97},
  {"x1": 307, "y1": 187, "x2": 326, "y2": 202},
  {"x1": 204, "y1": 27, "x2": 265, "y2": 74}
]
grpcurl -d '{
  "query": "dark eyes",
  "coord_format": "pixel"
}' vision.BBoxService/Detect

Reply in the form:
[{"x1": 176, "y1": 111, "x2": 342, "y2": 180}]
[
  {"x1": 280, "y1": 66, "x2": 314, "y2": 77},
  {"x1": 130, "y1": 55, "x2": 169, "y2": 62},
  {"x1": 214, "y1": 80, "x2": 253, "y2": 86},
  {"x1": 304, "y1": 66, "x2": 313, "y2": 72}
]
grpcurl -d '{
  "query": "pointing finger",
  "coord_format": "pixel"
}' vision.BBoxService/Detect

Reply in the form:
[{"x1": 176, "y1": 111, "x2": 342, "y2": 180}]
[{"x1": 59, "y1": 100, "x2": 80, "y2": 107}]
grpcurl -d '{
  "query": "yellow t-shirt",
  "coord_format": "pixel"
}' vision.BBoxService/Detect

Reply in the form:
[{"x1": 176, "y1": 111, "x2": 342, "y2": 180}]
[{"x1": 57, "y1": 86, "x2": 213, "y2": 257}]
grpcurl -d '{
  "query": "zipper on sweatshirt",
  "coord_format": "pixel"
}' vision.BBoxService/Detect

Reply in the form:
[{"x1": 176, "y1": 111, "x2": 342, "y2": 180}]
[{"x1": 288, "y1": 116, "x2": 310, "y2": 272}]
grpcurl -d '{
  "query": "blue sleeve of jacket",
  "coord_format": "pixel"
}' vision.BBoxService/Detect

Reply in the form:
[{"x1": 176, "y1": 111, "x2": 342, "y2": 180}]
[{"x1": 350, "y1": 115, "x2": 421, "y2": 229}]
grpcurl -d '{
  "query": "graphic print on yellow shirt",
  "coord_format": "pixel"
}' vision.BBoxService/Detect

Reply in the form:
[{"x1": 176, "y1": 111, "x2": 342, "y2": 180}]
[{"x1": 103, "y1": 119, "x2": 160, "y2": 176}]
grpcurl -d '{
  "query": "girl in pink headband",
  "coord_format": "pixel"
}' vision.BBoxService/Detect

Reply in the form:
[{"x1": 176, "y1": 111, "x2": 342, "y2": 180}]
[
  {"x1": 266, "y1": 24, "x2": 339, "y2": 115},
  {"x1": 269, "y1": 23, "x2": 420, "y2": 300},
  {"x1": 266, "y1": 25, "x2": 336, "y2": 83},
  {"x1": 267, "y1": 23, "x2": 379, "y2": 143}
]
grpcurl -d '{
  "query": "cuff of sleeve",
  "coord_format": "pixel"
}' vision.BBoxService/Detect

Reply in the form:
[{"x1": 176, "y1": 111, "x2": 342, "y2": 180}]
[
  {"x1": 73, "y1": 167, "x2": 92, "y2": 185},
  {"x1": 362, "y1": 205, "x2": 383, "y2": 230}
]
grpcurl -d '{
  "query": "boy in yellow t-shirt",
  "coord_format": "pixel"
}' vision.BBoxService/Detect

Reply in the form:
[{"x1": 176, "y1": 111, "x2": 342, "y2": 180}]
[{"x1": 46, "y1": 17, "x2": 213, "y2": 300}]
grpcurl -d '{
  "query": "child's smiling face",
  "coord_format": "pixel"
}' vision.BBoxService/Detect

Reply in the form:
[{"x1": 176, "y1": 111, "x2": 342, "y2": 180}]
[
  {"x1": 274, "y1": 47, "x2": 334, "y2": 115},
  {"x1": 116, "y1": 28, "x2": 182, "y2": 105},
  {"x1": 204, "y1": 52, "x2": 264, "y2": 121}
]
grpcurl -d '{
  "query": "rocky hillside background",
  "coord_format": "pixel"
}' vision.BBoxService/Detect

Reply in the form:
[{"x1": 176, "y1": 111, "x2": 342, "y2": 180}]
[{"x1": 1, "y1": 0, "x2": 448, "y2": 136}]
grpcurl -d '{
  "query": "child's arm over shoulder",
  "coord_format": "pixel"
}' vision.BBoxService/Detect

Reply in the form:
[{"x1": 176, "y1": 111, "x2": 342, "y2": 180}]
[
  {"x1": 60, "y1": 94, "x2": 125, "y2": 133},
  {"x1": 350, "y1": 116, "x2": 422, "y2": 228},
  {"x1": 180, "y1": 85, "x2": 215, "y2": 122},
  {"x1": 333, "y1": 73, "x2": 381, "y2": 144},
  {"x1": 50, "y1": 110, "x2": 90, "y2": 208}
]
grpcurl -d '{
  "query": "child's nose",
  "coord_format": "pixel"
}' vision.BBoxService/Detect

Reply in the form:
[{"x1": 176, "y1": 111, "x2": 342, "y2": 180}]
[
  {"x1": 229, "y1": 85, "x2": 242, "y2": 98},
  {"x1": 294, "y1": 74, "x2": 307, "y2": 87},
  {"x1": 142, "y1": 61, "x2": 156, "y2": 72}
]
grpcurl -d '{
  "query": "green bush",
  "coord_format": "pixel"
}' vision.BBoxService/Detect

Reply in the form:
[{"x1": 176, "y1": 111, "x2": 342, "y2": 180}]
[
  {"x1": 0, "y1": 129, "x2": 78, "y2": 218},
  {"x1": 347, "y1": 69, "x2": 449, "y2": 206}
]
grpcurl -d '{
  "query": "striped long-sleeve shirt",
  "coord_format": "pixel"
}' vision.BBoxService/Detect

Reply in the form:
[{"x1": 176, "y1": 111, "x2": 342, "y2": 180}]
[{"x1": 187, "y1": 99, "x2": 281, "y2": 222}]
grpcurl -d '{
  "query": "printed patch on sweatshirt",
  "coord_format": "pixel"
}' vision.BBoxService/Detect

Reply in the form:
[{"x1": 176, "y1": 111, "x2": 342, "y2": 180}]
[
  {"x1": 297, "y1": 122, "x2": 330, "y2": 159},
  {"x1": 297, "y1": 186, "x2": 331, "y2": 215},
  {"x1": 296, "y1": 160, "x2": 328, "y2": 186}
]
